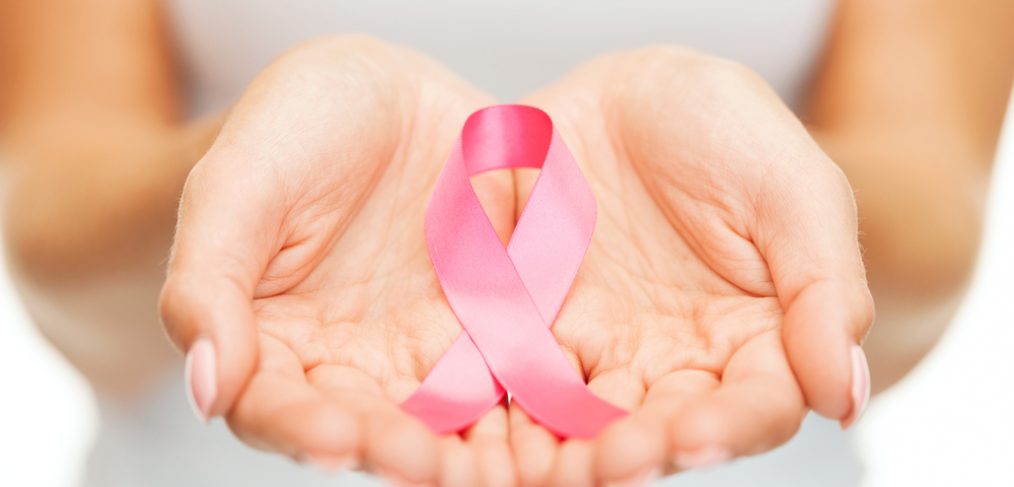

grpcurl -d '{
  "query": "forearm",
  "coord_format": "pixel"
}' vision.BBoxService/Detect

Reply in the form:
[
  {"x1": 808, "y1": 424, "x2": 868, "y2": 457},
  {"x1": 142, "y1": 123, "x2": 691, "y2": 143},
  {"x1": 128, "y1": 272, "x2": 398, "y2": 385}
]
[
  {"x1": 804, "y1": 0, "x2": 1013, "y2": 391},
  {"x1": 810, "y1": 128, "x2": 987, "y2": 392},
  {"x1": 4, "y1": 118, "x2": 219, "y2": 281},
  {"x1": 3, "y1": 118, "x2": 221, "y2": 394},
  {"x1": 0, "y1": 0, "x2": 213, "y2": 393}
]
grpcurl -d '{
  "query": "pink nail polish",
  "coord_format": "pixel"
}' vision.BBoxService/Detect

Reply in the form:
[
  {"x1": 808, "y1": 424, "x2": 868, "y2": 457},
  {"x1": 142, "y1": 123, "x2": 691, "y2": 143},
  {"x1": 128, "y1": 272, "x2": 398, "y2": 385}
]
[
  {"x1": 841, "y1": 344, "x2": 871, "y2": 429},
  {"x1": 185, "y1": 338, "x2": 217, "y2": 422},
  {"x1": 674, "y1": 447, "x2": 731, "y2": 471}
]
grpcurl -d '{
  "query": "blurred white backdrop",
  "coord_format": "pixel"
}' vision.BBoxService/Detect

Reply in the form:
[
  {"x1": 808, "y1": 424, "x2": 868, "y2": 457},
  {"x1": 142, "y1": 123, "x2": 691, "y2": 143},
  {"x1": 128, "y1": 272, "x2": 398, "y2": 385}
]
[{"x1": 1, "y1": 92, "x2": 1011, "y2": 486}]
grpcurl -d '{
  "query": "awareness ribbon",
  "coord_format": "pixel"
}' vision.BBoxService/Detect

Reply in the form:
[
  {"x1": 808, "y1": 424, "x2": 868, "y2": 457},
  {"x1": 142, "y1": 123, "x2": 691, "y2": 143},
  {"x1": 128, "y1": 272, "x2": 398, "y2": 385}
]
[{"x1": 401, "y1": 104, "x2": 626, "y2": 439}]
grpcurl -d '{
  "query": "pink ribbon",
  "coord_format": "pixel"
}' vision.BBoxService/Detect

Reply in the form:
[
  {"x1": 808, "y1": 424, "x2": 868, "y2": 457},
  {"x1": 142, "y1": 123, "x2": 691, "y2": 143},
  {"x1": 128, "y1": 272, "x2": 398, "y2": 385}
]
[{"x1": 401, "y1": 104, "x2": 626, "y2": 439}]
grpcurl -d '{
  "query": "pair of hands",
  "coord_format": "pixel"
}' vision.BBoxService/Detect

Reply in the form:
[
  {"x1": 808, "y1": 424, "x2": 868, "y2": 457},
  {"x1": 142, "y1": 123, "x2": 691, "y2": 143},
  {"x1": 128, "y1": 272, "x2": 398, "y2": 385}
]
[{"x1": 159, "y1": 36, "x2": 873, "y2": 486}]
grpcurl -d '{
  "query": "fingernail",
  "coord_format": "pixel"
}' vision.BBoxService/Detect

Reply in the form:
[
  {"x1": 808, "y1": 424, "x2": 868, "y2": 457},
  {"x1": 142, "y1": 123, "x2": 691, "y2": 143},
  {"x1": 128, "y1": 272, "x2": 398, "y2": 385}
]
[
  {"x1": 185, "y1": 338, "x2": 217, "y2": 422},
  {"x1": 674, "y1": 447, "x2": 731, "y2": 471},
  {"x1": 605, "y1": 466, "x2": 662, "y2": 487},
  {"x1": 307, "y1": 453, "x2": 358, "y2": 472},
  {"x1": 841, "y1": 344, "x2": 871, "y2": 429}
]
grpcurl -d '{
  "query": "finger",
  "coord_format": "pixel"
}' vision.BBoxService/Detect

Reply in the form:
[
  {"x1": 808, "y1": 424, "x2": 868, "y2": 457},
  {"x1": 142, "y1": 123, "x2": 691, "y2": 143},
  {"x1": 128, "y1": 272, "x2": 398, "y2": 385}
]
[
  {"x1": 667, "y1": 332, "x2": 806, "y2": 470},
  {"x1": 308, "y1": 364, "x2": 441, "y2": 485},
  {"x1": 160, "y1": 36, "x2": 417, "y2": 421},
  {"x1": 546, "y1": 368, "x2": 645, "y2": 487},
  {"x1": 587, "y1": 367, "x2": 646, "y2": 411},
  {"x1": 159, "y1": 141, "x2": 290, "y2": 421},
  {"x1": 439, "y1": 435, "x2": 479, "y2": 487},
  {"x1": 751, "y1": 151, "x2": 875, "y2": 426},
  {"x1": 547, "y1": 440, "x2": 594, "y2": 487},
  {"x1": 225, "y1": 335, "x2": 359, "y2": 465},
  {"x1": 509, "y1": 403, "x2": 558, "y2": 487},
  {"x1": 463, "y1": 403, "x2": 515, "y2": 487},
  {"x1": 782, "y1": 280, "x2": 872, "y2": 428},
  {"x1": 508, "y1": 345, "x2": 587, "y2": 486},
  {"x1": 594, "y1": 369, "x2": 718, "y2": 484}
]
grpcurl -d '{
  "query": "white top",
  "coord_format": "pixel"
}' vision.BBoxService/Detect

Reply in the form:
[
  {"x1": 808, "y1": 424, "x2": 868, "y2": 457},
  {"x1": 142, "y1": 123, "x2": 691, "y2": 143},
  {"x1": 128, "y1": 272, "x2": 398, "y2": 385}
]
[
  {"x1": 168, "y1": 0, "x2": 834, "y2": 112},
  {"x1": 85, "y1": 1, "x2": 858, "y2": 485}
]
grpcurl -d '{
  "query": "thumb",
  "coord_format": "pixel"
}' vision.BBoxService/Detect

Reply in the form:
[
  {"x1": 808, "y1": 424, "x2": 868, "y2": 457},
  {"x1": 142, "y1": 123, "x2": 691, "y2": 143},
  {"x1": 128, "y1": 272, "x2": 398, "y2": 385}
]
[
  {"x1": 157, "y1": 36, "x2": 414, "y2": 422},
  {"x1": 159, "y1": 147, "x2": 284, "y2": 422},
  {"x1": 753, "y1": 153, "x2": 875, "y2": 428}
]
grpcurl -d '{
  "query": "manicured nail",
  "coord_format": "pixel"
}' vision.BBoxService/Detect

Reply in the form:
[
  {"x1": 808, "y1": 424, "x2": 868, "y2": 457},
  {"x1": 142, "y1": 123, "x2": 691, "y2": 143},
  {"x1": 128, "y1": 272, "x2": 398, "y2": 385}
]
[
  {"x1": 605, "y1": 466, "x2": 662, "y2": 487},
  {"x1": 307, "y1": 453, "x2": 358, "y2": 472},
  {"x1": 185, "y1": 338, "x2": 217, "y2": 422},
  {"x1": 841, "y1": 344, "x2": 871, "y2": 429},
  {"x1": 674, "y1": 447, "x2": 731, "y2": 471}
]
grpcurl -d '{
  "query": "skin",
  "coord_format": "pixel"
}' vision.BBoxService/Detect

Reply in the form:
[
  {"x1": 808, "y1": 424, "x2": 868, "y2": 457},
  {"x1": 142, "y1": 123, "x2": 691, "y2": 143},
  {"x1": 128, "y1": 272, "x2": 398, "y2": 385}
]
[
  {"x1": 1, "y1": 0, "x2": 1012, "y2": 485},
  {"x1": 509, "y1": 48, "x2": 870, "y2": 485},
  {"x1": 163, "y1": 42, "x2": 871, "y2": 485},
  {"x1": 160, "y1": 38, "x2": 519, "y2": 485}
]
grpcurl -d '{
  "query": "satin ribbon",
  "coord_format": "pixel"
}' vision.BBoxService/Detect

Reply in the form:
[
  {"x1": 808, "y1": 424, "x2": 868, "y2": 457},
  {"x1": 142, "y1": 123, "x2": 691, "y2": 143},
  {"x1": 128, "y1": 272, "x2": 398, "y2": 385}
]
[{"x1": 401, "y1": 104, "x2": 626, "y2": 439}]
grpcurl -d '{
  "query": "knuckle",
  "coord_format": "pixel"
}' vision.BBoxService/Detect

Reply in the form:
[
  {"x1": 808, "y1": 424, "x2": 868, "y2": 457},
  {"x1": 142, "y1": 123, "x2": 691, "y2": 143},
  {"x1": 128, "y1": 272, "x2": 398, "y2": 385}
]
[
  {"x1": 157, "y1": 278, "x2": 185, "y2": 328},
  {"x1": 273, "y1": 34, "x2": 395, "y2": 73},
  {"x1": 315, "y1": 33, "x2": 392, "y2": 53},
  {"x1": 626, "y1": 44, "x2": 768, "y2": 92},
  {"x1": 624, "y1": 44, "x2": 703, "y2": 65},
  {"x1": 820, "y1": 160, "x2": 859, "y2": 213},
  {"x1": 609, "y1": 45, "x2": 777, "y2": 122},
  {"x1": 696, "y1": 57, "x2": 767, "y2": 92},
  {"x1": 157, "y1": 274, "x2": 202, "y2": 343},
  {"x1": 856, "y1": 286, "x2": 876, "y2": 336}
]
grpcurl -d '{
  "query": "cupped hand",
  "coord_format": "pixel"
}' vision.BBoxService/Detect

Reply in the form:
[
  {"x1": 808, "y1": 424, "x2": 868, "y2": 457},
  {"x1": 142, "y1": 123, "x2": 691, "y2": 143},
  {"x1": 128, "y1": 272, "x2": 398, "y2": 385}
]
[
  {"x1": 509, "y1": 48, "x2": 874, "y2": 486},
  {"x1": 159, "y1": 36, "x2": 516, "y2": 486}
]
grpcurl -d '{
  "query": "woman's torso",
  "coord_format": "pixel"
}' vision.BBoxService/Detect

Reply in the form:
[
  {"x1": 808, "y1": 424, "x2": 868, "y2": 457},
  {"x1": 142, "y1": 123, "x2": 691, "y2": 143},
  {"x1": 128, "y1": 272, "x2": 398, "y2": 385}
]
[{"x1": 169, "y1": 0, "x2": 834, "y2": 113}]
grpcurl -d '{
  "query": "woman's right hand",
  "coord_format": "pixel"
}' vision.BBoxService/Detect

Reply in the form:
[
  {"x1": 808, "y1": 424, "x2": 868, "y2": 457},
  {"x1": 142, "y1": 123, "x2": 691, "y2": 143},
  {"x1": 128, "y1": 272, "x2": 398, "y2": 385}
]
[{"x1": 158, "y1": 36, "x2": 516, "y2": 486}]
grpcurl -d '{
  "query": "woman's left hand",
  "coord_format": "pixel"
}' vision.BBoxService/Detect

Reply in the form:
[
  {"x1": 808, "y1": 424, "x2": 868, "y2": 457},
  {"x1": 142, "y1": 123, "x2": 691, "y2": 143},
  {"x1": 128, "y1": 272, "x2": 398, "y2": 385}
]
[{"x1": 508, "y1": 47, "x2": 875, "y2": 486}]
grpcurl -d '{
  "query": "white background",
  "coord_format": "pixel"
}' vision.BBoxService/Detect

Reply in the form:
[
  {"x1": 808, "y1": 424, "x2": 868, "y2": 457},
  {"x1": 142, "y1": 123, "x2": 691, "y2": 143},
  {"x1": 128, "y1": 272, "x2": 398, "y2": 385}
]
[{"x1": 1, "y1": 94, "x2": 1011, "y2": 486}]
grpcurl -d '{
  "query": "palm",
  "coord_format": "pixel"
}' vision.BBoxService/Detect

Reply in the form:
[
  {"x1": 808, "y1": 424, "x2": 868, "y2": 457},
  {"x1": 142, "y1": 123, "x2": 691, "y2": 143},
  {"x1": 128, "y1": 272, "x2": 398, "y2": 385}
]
[
  {"x1": 252, "y1": 140, "x2": 468, "y2": 408},
  {"x1": 248, "y1": 82, "x2": 491, "y2": 408},
  {"x1": 508, "y1": 53, "x2": 828, "y2": 485},
  {"x1": 243, "y1": 105, "x2": 515, "y2": 483},
  {"x1": 555, "y1": 105, "x2": 789, "y2": 402},
  {"x1": 554, "y1": 104, "x2": 785, "y2": 385}
]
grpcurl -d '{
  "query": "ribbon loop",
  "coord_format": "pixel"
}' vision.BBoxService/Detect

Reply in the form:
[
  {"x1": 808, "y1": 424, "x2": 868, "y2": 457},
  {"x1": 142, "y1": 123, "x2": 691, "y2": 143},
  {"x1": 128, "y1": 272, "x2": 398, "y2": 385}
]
[{"x1": 401, "y1": 104, "x2": 625, "y2": 439}]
